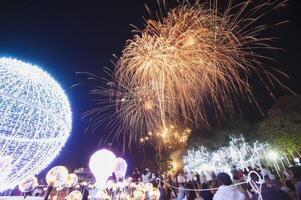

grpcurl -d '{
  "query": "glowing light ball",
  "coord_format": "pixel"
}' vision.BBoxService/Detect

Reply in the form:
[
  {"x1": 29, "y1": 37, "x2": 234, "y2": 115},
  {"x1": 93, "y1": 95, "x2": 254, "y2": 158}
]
[
  {"x1": 114, "y1": 157, "x2": 127, "y2": 180},
  {"x1": 66, "y1": 190, "x2": 82, "y2": 200},
  {"x1": 89, "y1": 149, "x2": 116, "y2": 188},
  {"x1": 18, "y1": 176, "x2": 38, "y2": 193},
  {"x1": 267, "y1": 150, "x2": 279, "y2": 161},
  {"x1": 46, "y1": 166, "x2": 68, "y2": 187},
  {"x1": 0, "y1": 58, "x2": 72, "y2": 191},
  {"x1": 66, "y1": 173, "x2": 79, "y2": 187}
]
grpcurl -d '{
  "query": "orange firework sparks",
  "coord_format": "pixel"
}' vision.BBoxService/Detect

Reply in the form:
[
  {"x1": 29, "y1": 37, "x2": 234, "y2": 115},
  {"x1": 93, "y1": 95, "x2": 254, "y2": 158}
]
[
  {"x1": 140, "y1": 124, "x2": 191, "y2": 150},
  {"x1": 84, "y1": 0, "x2": 291, "y2": 149}
]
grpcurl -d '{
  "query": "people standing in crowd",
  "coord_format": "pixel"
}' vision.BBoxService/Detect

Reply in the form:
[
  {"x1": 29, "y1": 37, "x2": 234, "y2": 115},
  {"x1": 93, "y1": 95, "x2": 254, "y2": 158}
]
[
  {"x1": 213, "y1": 172, "x2": 245, "y2": 200},
  {"x1": 231, "y1": 165, "x2": 241, "y2": 183},
  {"x1": 142, "y1": 168, "x2": 151, "y2": 183},
  {"x1": 177, "y1": 173, "x2": 186, "y2": 200},
  {"x1": 296, "y1": 176, "x2": 301, "y2": 200},
  {"x1": 250, "y1": 175, "x2": 293, "y2": 200},
  {"x1": 200, "y1": 183, "x2": 213, "y2": 200},
  {"x1": 132, "y1": 168, "x2": 141, "y2": 182},
  {"x1": 200, "y1": 172, "x2": 207, "y2": 184},
  {"x1": 283, "y1": 168, "x2": 294, "y2": 181}
]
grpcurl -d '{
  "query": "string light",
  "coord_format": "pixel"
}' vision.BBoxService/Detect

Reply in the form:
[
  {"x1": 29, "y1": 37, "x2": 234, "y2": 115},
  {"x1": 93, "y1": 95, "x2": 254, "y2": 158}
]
[{"x1": 183, "y1": 135, "x2": 266, "y2": 174}]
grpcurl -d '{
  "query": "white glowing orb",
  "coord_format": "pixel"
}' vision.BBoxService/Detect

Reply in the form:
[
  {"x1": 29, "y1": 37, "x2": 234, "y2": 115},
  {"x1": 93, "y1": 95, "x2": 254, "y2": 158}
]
[
  {"x1": 89, "y1": 149, "x2": 116, "y2": 188},
  {"x1": 114, "y1": 157, "x2": 127, "y2": 180},
  {"x1": 0, "y1": 58, "x2": 72, "y2": 191},
  {"x1": 267, "y1": 150, "x2": 279, "y2": 161},
  {"x1": 46, "y1": 166, "x2": 69, "y2": 187}
]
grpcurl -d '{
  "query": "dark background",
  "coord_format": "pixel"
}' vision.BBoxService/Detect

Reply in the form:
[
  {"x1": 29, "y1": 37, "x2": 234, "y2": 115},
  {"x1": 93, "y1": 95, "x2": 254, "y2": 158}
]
[{"x1": 0, "y1": 0, "x2": 300, "y2": 175}]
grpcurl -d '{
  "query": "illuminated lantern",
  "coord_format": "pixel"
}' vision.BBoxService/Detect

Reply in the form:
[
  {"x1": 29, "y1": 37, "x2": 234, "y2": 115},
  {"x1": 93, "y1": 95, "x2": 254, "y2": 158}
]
[
  {"x1": 66, "y1": 173, "x2": 78, "y2": 187},
  {"x1": 18, "y1": 176, "x2": 38, "y2": 193},
  {"x1": 89, "y1": 149, "x2": 116, "y2": 188},
  {"x1": 0, "y1": 58, "x2": 72, "y2": 191},
  {"x1": 66, "y1": 190, "x2": 82, "y2": 200},
  {"x1": 114, "y1": 157, "x2": 127, "y2": 180},
  {"x1": 46, "y1": 166, "x2": 68, "y2": 187}
]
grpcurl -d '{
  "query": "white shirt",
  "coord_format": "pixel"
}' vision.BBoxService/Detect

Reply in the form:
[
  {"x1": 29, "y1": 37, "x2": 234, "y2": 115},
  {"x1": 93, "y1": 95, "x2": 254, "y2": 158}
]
[
  {"x1": 213, "y1": 185, "x2": 245, "y2": 200},
  {"x1": 142, "y1": 172, "x2": 150, "y2": 183},
  {"x1": 261, "y1": 168, "x2": 269, "y2": 177},
  {"x1": 177, "y1": 175, "x2": 186, "y2": 184}
]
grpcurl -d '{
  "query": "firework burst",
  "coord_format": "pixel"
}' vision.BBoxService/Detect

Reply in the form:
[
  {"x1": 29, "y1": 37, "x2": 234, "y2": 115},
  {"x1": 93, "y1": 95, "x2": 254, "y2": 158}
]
[{"x1": 85, "y1": 0, "x2": 290, "y2": 148}]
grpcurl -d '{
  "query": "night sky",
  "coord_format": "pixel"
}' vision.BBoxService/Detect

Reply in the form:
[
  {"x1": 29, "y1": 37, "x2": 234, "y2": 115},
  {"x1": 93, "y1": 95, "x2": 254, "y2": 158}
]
[{"x1": 0, "y1": 0, "x2": 300, "y2": 174}]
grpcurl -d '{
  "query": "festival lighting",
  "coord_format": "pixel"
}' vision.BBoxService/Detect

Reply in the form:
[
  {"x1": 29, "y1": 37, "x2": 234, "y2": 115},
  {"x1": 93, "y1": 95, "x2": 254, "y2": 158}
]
[
  {"x1": 46, "y1": 166, "x2": 69, "y2": 187},
  {"x1": 267, "y1": 150, "x2": 279, "y2": 161},
  {"x1": 184, "y1": 135, "x2": 266, "y2": 174},
  {"x1": 66, "y1": 190, "x2": 83, "y2": 200},
  {"x1": 85, "y1": 0, "x2": 289, "y2": 147},
  {"x1": 114, "y1": 157, "x2": 127, "y2": 180},
  {"x1": 18, "y1": 176, "x2": 38, "y2": 193},
  {"x1": 89, "y1": 149, "x2": 116, "y2": 188},
  {"x1": 0, "y1": 58, "x2": 72, "y2": 192},
  {"x1": 66, "y1": 173, "x2": 79, "y2": 187}
]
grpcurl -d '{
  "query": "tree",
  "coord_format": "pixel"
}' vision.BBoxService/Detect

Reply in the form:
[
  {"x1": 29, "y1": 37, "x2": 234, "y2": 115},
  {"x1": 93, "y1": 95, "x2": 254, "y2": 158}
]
[
  {"x1": 188, "y1": 95, "x2": 301, "y2": 159},
  {"x1": 188, "y1": 119, "x2": 254, "y2": 151},
  {"x1": 257, "y1": 95, "x2": 301, "y2": 157}
]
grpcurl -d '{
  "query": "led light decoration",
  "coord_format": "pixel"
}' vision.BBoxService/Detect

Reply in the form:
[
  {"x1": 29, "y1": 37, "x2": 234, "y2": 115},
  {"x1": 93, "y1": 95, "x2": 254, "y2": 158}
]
[
  {"x1": 114, "y1": 157, "x2": 127, "y2": 180},
  {"x1": 46, "y1": 166, "x2": 69, "y2": 187},
  {"x1": 18, "y1": 176, "x2": 38, "y2": 193},
  {"x1": 0, "y1": 58, "x2": 72, "y2": 191},
  {"x1": 183, "y1": 135, "x2": 266, "y2": 174},
  {"x1": 89, "y1": 149, "x2": 116, "y2": 188},
  {"x1": 66, "y1": 173, "x2": 79, "y2": 187},
  {"x1": 66, "y1": 190, "x2": 82, "y2": 200}
]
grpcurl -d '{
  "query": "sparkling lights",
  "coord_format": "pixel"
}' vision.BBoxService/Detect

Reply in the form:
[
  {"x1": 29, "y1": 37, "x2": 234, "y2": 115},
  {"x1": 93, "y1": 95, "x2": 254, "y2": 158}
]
[
  {"x1": 0, "y1": 58, "x2": 72, "y2": 191},
  {"x1": 183, "y1": 135, "x2": 266, "y2": 174}
]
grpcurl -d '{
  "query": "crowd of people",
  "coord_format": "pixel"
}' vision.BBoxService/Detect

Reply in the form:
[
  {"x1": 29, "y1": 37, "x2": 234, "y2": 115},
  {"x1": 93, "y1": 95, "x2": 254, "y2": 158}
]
[{"x1": 130, "y1": 163, "x2": 301, "y2": 200}]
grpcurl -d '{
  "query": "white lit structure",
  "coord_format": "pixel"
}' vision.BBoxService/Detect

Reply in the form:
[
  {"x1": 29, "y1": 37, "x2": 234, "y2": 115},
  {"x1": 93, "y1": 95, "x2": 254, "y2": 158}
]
[
  {"x1": 183, "y1": 135, "x2": 266, "y2": 174},
  {"x1": 114, "y1": 157, "x2": 127, "y2": 180},
  {"x1": 0, "y1": 58, "x2": 72, "y2": 191},
  {"x1": 89, "y1": 149, "x2": 116, "y2": 188}
]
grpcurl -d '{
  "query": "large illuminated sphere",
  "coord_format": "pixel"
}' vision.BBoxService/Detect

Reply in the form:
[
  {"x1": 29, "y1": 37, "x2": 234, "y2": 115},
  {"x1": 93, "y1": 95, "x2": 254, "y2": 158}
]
[{"x1": 0, "y1": 58, "x2": 72, "y2": 191}]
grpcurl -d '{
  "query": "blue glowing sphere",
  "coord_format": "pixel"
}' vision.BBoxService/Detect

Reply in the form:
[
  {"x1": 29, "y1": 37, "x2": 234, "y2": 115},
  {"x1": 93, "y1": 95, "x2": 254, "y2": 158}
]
[{"x1": 0, "y1": 58, "x2": 72, "y2": 191}]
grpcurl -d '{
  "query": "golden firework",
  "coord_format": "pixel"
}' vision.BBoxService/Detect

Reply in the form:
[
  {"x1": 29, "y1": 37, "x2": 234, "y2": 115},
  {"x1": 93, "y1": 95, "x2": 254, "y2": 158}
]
[
  {"x1": 85, "y1": 0, "x2": 290, "y2": 148},
  {"x1": 140, "y1": 124, "x2": 191, "y2": 150}
]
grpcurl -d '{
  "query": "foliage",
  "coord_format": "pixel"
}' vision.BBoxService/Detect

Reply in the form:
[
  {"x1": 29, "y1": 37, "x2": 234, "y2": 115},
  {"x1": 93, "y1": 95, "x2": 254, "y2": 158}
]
[
  {"x1": 188, "y1": 95, "x2": 301, "y2": 157},
  {"x1": 189, "y1": 119, "x2": 254, "y2": 151},
  {"x1": 257, "y1": 95, "x2": 301, "y2": 156},
  {"x1": 154, "y1": 152, "x2": 173, "y2": 173}
]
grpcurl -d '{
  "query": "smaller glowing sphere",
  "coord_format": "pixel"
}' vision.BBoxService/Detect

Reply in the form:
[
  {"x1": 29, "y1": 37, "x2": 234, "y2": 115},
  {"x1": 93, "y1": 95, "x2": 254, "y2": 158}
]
[
  {"x1": 66, "y1": 173, "x2": 78, "y2": 187},
  {"x1": 114, "y1": 157, "x2": 127, "y2": 180},
  {"x1": 89, "y1": 149, "x2": 116, "y2": 188},
  {"x1": 267, "y1": 151, "x2": 279, "y2": 161},
  {"x1": 144, "y1": 182, "x2": 153, "y2": 192},
  {"x1": 46, "y1": 166, "x2": 68, "y2": 187},
  {"x1": 150, "y1": 188, "x2": 160, "y2": 200},
  {"x1": 66, "y1": 190, "x2": 82, "y2": 200},
  {"x1": 133, "y1": 190, "x2": 145, "y2": 199},
  {"x1": 18, "y1": 176, "x2": 38, "y2": 193}
]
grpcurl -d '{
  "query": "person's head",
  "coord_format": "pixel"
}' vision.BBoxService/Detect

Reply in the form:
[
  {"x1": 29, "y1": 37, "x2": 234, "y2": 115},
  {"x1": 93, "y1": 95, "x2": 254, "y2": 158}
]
[
  {"x1": 201, "y1": 183, "x2": 209, "y2": 189},
  {"x1": 216, "y1": 172, "x2": 233, "y2": 186},
  {"x1": 233, "y1": 165, "x2": 237, "y2": 169},
  {"x1": 285, "y1": 180, "x2": 296, "y2": 191},
  {"x1": 261, "y1": 165, "x2": 265, "y2": 169}
]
